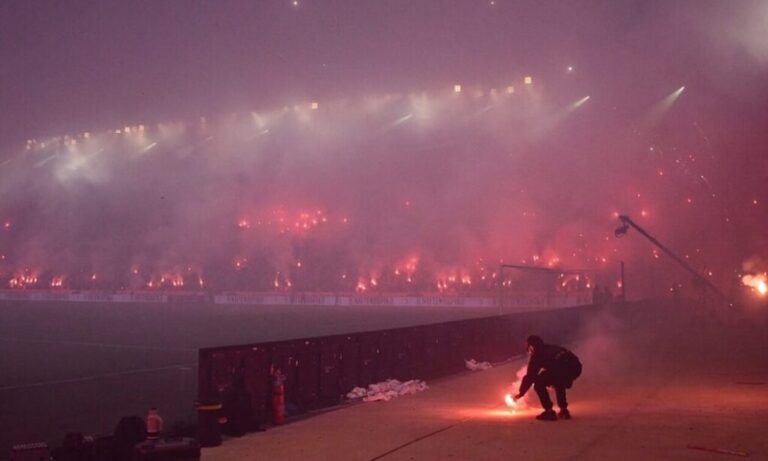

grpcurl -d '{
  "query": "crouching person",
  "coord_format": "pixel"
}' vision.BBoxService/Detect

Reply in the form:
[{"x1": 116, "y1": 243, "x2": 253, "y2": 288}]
[{"x1": 513, "y1": 335, "x2": 582, "y2": 421}]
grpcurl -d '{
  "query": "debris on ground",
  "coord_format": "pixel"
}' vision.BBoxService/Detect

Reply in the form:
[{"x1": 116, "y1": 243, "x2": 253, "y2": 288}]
[
  {"x1": 346, "y1": 379, "x2": 429, "y2": 402},
  {"x1": 465, "y1": 358, "x2": 492, "y2": 371}
]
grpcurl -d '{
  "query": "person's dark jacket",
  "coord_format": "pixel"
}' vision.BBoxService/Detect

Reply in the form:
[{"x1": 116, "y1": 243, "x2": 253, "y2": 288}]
[{"x1": 519, "y1": 343, "x2": 581, "y2": 395}]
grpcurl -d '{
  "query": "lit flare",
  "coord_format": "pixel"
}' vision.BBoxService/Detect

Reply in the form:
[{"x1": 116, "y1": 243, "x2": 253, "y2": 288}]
[{"x1": 742, "y1": 273, "x2": 768, "y2": 296}]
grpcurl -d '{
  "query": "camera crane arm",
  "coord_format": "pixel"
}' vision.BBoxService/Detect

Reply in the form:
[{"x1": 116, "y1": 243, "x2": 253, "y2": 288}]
[{"x1": 615, "y1": 215, "x2": 729, "y2": 304}]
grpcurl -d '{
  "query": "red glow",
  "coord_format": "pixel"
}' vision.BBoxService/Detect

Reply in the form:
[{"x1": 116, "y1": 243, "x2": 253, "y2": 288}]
[
  {"x1": 742, "y1": 273, "x2": 767, "y2": 297},
  {"x1": 9, "y1": 271, "x2": 39, "y2": 288}
]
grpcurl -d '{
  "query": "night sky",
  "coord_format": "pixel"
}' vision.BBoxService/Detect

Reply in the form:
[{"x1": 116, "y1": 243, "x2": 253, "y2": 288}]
[{"x1": 0, "y1": 0, "x2": 766, "y2": 297}]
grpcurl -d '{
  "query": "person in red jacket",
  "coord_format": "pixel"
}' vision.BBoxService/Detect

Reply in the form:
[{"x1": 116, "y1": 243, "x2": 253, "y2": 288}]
[{"x1": 513, "y1": 335, "x2": 582, "y2": 421}]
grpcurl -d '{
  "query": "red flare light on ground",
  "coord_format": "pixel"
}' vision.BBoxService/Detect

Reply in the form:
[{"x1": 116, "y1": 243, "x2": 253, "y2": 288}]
[
  {"x1": 742, "y1": 273, "x2": 768, "y2": 296},
  {"x1": 504, "y1": 365, "x2": 530, "y2": 411}
]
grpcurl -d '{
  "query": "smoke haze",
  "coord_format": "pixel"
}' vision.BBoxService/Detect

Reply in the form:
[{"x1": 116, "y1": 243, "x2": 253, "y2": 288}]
[{"x1": 0, "y1": 0, "x2": 766, "y2": 296}]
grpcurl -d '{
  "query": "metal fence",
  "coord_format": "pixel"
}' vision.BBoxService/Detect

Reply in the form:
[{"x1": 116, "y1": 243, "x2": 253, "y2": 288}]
[{"x1": 198, "y1": 304, "x2": 598, "y2": 427}]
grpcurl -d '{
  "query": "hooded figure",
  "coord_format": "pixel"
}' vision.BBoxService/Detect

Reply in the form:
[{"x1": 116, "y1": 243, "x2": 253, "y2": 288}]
[{"x1": 513, "y1": 335, "x2": 582, "y2": 421}]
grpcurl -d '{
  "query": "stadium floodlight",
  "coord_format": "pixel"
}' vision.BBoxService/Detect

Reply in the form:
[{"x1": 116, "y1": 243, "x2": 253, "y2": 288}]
[
  {"x1": 567, "y1": 96, "x2": 590, "y2": 112},
  {"x1": 311, "y1": 101, "x2": 319, "y2": 110},
  {"x1": 663, "y1": 86, "x2": 685, "y2": 105},
  {"x1": 654, "y1": 86, "x2": 686, "y2": 116},
  {"x1": 524, "y1": 76, "x2": 533, "y2": 85},
  {"x1": 506, "y1": 86, "x2": 515, "y2": 94},
  {"x1": 453, "y1": 84, "x2": 462, "y2": 93},
  {"x1": 392, "y1": 113, "x2": 414, "y2": 127}
]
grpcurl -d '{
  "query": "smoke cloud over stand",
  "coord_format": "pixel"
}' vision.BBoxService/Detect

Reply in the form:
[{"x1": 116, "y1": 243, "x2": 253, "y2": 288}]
[{"x1": 0, "y1": 1, "x2": 767, "y2": 298}]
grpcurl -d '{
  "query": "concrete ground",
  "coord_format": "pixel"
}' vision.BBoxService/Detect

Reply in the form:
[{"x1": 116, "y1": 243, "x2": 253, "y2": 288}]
[
  {"x1": 0, "y1": 300, "x2": 511, "y2": 457},
  {"x1": 204, "y1": 302, "x2": 768, "y2": 460}
]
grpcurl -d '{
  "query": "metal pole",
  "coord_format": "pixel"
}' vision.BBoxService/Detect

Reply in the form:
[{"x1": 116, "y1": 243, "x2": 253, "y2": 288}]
[
  {"x1": 620, "y1": 261, "x2": 626, "y2": 302},
  {"x1": 617, "y1": 215, "x2": 728, "y2": 302},
  {"x1": 497, "y1": 264, "x2": 503, "y2": 316}
]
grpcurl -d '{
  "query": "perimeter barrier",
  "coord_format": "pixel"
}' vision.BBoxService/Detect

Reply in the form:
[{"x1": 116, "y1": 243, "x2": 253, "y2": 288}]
[{"x1": 197, "y1": 303, "x2": 599, "y2": 431}]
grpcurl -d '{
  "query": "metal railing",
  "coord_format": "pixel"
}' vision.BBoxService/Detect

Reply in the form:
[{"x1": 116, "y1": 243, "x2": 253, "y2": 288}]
[{"x1": 198, "y1": 303, "x2": 598, "y2": 426}]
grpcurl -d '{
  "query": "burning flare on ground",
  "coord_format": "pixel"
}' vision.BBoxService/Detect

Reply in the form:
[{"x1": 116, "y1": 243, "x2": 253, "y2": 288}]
[
  {"x1": 504, "y1": 365, "x2": 530, "y2": 412},
  {"x1": 742, "y1": 273, "x2": 768, "y2": 296}
]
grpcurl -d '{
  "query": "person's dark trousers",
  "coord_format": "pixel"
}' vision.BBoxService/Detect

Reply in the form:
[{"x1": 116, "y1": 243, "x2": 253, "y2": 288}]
[{"x1": 533, "y1": 371, "x2": 568, "y2": 410}]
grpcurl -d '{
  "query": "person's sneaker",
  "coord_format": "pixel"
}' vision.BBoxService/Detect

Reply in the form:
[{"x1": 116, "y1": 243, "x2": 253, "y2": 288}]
[
  {"x1": 558, "y1": 409, "x2": 571, "y2": 420},
  {"x1": 536, "y1": 410, "x2": 558, "y2": 421}
]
